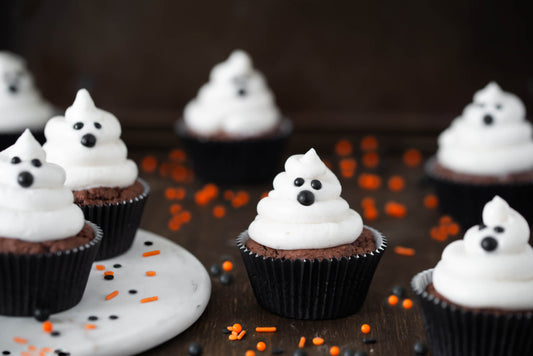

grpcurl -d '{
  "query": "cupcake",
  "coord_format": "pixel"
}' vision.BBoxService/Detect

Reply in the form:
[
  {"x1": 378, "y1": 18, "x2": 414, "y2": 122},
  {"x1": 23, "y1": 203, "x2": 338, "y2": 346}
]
[
  {"x1": 43, "y1": 89, "x2": 149, "y2": 260},
  {"x1": 237, "y1": 148, "x2": 387, "y2": 319},
  {"x1": 176, "y1": 50, "x2": 292, "y2": 184},
  {"x1": 0, "y1": 129, "x2": 102, "y2": 316},
  {"x1": 412, "y1": 196, "x2": 533, "y2": 356},
  {"x1": 0, "y1": 51, "x2": 55, "y2": 148},
  {"x1": 426, "y1": 82, "x2": 533, "y2": 227}
]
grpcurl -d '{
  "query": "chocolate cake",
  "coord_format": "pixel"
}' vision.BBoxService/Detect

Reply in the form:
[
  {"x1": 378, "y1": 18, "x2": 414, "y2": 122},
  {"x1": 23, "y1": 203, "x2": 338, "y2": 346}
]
[{"x1": 73, "y1": 179, "x2": 145, "y2": 205}]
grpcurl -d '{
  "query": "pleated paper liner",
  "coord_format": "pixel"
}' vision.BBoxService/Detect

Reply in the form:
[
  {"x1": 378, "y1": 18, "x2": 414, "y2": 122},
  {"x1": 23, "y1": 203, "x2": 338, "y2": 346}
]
[
  {"x1": 237, "y1": 226, "x2": 387, "y2": 320},
  {"x1": 0, "y1": 130, "x2": 46, "y2": 151},
  {"x1": 425, "y1": 157, "x2": 533, "y2": 228},
  {"x1": 175, "y1": 119, "x2": 292, "y2": 184},
  {"x1": 412, "y1": 269, "x2": 533, "y2": 356},
  {"x1": 0, "y1": 221, "x2": 102, "y2": 316},
  {"x1": 80, "y1": 178, "x2": 150, "y2": 261}
]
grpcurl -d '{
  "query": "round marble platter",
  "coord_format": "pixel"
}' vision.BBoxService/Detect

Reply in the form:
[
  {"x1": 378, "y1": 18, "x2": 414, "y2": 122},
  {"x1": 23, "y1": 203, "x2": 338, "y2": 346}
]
[{"x1": 0, "y1": 229, "x2": 211, "y2": 355}]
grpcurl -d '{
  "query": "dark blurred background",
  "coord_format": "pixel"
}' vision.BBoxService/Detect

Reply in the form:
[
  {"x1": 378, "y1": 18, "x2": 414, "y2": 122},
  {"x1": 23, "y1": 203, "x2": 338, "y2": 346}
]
[{"x1": 1, "y1": 0, "x2": 532, "y2": 136}]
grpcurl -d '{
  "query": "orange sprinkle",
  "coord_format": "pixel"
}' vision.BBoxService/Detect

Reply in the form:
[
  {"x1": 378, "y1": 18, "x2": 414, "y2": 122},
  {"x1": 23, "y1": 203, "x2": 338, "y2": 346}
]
[
  {"x1": 140, "y1": 156, "x2": 158, "y2": 173},
  {"x1": 222, "y1": 261, "x2": 233, "y2": 272},
  {"x1": 171, "y1": 166, "x2": 189, "y2": 183},
  {"x1": 362, "y1": 152, "x2": 380, "y2": 168},
  {"x1": 256, "y1": 327, "x2": 277, "y2": 333},
  {"x1": 329, "y1": 346, "x2": 340, "y2": 356},
  {"x1": 13, "y1": 337, "x2": 27, "y2": 344},
  {"x1": 232, "y1": 323, "x2": 242, "y2": 333},
  {"x1": 237, "y1": 330, "x2": 246, "y2": 340},
  {"x1": 232, "y1": 191, "x2": 250, "y2": 208},
  {"x1": 363, "y1": 207, "x2": 379, "y2": 221},
  {"x1": 312, "y1": 337, "x2": 324, "y2": 345},
  {"x1": 168, "y1": 219, "x2": 181, "y2": 231},
  {"x1": 447, "y1": 223, "x2": 460, "y2": 235},
  {"x1": 175, "y1": 187, "x2": 186, "y2": 200},
  {"x1": 85, "y1": 324, "x2": 97, "y2": 330},
  {"x1": 403, "y1": 148, "x2": 422, "y2": 167},
  {"x1": 40, "y1": 348, "x2": 52, "y2": 353},
  {"x1": 361, "y1": 197, "x2": 375, "y2": 208},
  {"x1": 245, "y1": 351, "x2": 256, "y2": 356},
  {"x1": 194, "y1": 191, "x2": 210, "y2": 206},
  {"x1": 179, "y1": 210, "x2": 192, "y2": 223},
  {"x1": 403, "y1": 298, "x2": 413, "y2": 309},
  {"x1": 106, "y1": 290, "x2": 119, "y2": 300},
  {"x1": 42, "y1": 321, "x2": 53, "y2": 333},
  {"x1": 164, "y1": 187, "x2": 177, "y2": 200},
  {"x1": 146, "y1": 271, "x2": 156, "y2": 277},
  {"x1": 204, "y1": 183, "x2": 219, "y2": 197},
  {"x1": 142, "y1": 250, "x2": 160, "y2": 257},
  {"x1": 298, "y1": 336, "x2": 306, "y2": 348},
  {"x1": 439, "y1": 215, "x2": 453, "y2": 225},
  {"x1": 339, "y1": 158, "x2": 357, "y2": 178},
  {"x1": 170, "y1": 203, "x2": 182, "y2": 215},
  {"x1": 430, "y1": 226, "x2": 448, "y2": 242},
  {"x1": 169, "y1": 149, "x2": 186, "y2": 162},
  {"x1": 423, "y1": 194, "x2": 439, "y2": 209},
  {"x1": 394, "y1": 246, "x2": 416, "y2": 256},
  {"x1": 361, "y1": 135, "x2": 378, "y2": 151},
  {"x1": 224, "y1": 190, "x2": 235, "y2": 200},
  {"x1": 228, "y1": 334, "x2": 237, "y2": 341},
  {"x1": 388, "y1": 295, "x2": 399, "y2": 306},
  {"x1": 213, "y1": 205, "x2": 226, "y2": 218},
  {"x1": 95, "y1": 264, "x2": 105, "y2": 271},
  {"x1": 358, "y1": 173, "x2": 382, "y2": 190},
  {"x1": 104, "y1": 271, "x2": 114, "y2": 276},
  {"x1": 256, "y1": 341, "x2": 266, "y2": 351},
  {"x1": 387, "y1": 175, "x2": 405, "y2": 192},
  {"x1": 335, "y1": 139, "x2": 353, "y2": 156},
  {"x1": 141, "y1": 296, "x2": 159, "y2": 303},
  {"x1": 385, "y1": 201, "x2": 407, "y2": 218},
  {"x1": 227, "y1": 326, "x2": 233, "y2": 331},
  {"x1": 361, "y1": 323, "x2": 371, "y2": 334}
]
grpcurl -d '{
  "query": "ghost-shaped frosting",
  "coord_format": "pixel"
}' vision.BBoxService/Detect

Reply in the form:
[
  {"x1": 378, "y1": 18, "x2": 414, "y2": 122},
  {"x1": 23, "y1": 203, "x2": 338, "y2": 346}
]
[
  {"x1": 248, "y1": 148, "x2": 363, "y2": 250},
  {"x1": 183, "y1": 50, "x2": 281, "y2": 138},
  {"x1": 0, "y1": 129, "x2": 84, "y2": 241},
  {"x1": 433, "y1": 196, "x2": 533, "y2": 309},
  {"x1": 0, "y1": 51, "x2": 54, "y2": 133},
  {"x1": 43, "y1": 89, "x2": 138, "y2": 190},
  {"x1": 437, "y1": 82, "x2": 533, "y2": 176}
]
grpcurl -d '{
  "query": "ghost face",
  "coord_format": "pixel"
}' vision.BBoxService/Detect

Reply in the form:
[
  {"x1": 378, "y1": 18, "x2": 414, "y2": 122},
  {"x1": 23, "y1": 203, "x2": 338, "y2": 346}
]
[
  {"x1": 461, "y1": 88, "x2": 525, "y2": 128},
  {"x1": 464, "y1": 215, "x2": 528, "y2": 255},
  {"x1": 292, "y1": 176, "x2": 323, "y2": 206},
  {"x1": 0, "y1": 54, "x2": 35, "y2": 99},
  {"x1": 1, "y1": 153, "x2": 64, "y2": 190}
]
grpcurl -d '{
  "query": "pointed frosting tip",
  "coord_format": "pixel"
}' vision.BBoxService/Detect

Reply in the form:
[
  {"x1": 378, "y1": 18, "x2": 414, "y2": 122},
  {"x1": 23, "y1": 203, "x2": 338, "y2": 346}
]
[
  {"x1": 3, "y1": 128, "x2": 45, "y2": 161},
  {"x1": 71, "y1": 88, "x2": 96, "y2": 111},
  {"x1": 300, "y1": 148, "x2": 319, "y2": 164},
  {"x1": 482, "y1": 195, "x2": 509, "y2": 225}
]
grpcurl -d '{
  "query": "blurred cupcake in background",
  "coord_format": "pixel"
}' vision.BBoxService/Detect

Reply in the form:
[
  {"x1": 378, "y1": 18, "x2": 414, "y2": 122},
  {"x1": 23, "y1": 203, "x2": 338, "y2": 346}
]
[
  {"x1": 176, "y1": 49, "x2": 292, "y2": 184},
  {"x1": 425, "y1": 82, "x2": 533, "y2": 227},
  {"x1": 0, "y1": 51, "x2": 54, "y2": 148}
]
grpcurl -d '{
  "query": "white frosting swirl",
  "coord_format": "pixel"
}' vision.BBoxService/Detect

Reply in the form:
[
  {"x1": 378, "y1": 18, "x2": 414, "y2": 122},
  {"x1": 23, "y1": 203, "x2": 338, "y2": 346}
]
[
  {"x1": 43, "y1": 89, "x2": 138, "y2": 190},
  {"x1": 0, "y1": 129, "x2": 84, "y2": 241},
  {"x1": 183, "y1": 50, "x2": 281, "y2": 138},
  {"x1": 437, "y1": 82, "x2": 533, "y2": 176},
  {"x1": 0, "y1": 51, "x2": 54, "y2": 133},
  {"x1": 248, "y1": 148, "x2": 363, "y2": 250},
  {"x1": 433, "y1": 196, "x2": 533, "y2": 309}
]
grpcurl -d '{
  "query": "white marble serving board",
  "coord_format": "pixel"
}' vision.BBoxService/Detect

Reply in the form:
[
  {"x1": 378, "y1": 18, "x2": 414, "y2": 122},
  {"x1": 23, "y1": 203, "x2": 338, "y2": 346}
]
[{"x1": 0, "y1": 229, "x2": 211, "y2": 356}]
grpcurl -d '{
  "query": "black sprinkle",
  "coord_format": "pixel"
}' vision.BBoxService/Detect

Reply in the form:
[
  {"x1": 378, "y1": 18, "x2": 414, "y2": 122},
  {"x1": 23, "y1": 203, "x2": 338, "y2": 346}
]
[
  {"x1": 272, "y1": 347, "x2": 284, "y2": 354},
  {"x1": 414, "y1": 341, "x2": 428, "y2": 355},
  {"x1": 363, "y1": 337, "x2": 376, "y2": 344},
  {"x1": 104, "y1": 275, "x2": 114, "y2": 280},
  {"x1": 34, "y1": 308, "x2": 50, "y2": 322},
  {"x1": 113, "y1": 264, "x2": 122, "y2": 268},
  {"x1": 293, "y1": 350, "x2": 306, "y2": 356},
  {"x1": 222, "y1": 328, "x2": 231, "y2": 334},
  {"x1": 109, "y1": 315, "x2": 118, "y2": 320},
  {"x1": 220, "y1": 273, "x2": 233, "y2": 285},
  {"x1": 210, "y1": 264, "x2": 221, "y2": 276},
  {"x1": 144, "y1": 241, "x2": 153, "y2": 246},
  {"x1": 51, "y1": 331, "x2": 61, "y2": 337},
  {"x1": 2, "y1": 351, "x2": 10, "y2": 355},
  {"x1": 392, "y1": 285, "x2": 406, "y2": 298},
  {"x1": 187, "y1": 342, "x2": 202, "y2": 356},
  {"x1": 354, "y1": 351, "x2": 367, "y2": 356},
  {"x1": 88, "y1": 316, "x2": 98, "y2": 321},
  {"x1": 343, "y1": 349, "x2": 356, "y2": 356},
  {"x1": 129, "y1": 289, "x2": 138, "y2": 294},
  {"x1": 54, "y1": 351, "x2": 70, "y2": 356}
]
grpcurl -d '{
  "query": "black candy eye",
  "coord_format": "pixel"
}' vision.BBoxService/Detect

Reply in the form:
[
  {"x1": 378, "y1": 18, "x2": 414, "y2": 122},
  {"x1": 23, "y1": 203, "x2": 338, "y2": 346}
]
[
  {"x1": 11, "y1": 156, "x2": 21, "y2": 164},
  {"x1": 237, "y1": 88, "x2": 247, "y2": 97},
  {"x1": 294, "y1": 178, "x2": 304, "y2": 187},
  {"x1": 94, "y1": 122, "x2": 102, "y2": 129},
  {"x1": 31, "y1": 159, "x2": 42, "y2": 167},
  {"x1": 73, "y1": 122, "x2": 84, "y2": 130},
  {"x1": 311, "y1": 179, "x2": 322, "y2": 190},
  {"x1": 494, "y1": 226, "x2": 504, "y2": 233},
  {"x1": 495, "y1": 104, "x2": 503, "y2": 110}
]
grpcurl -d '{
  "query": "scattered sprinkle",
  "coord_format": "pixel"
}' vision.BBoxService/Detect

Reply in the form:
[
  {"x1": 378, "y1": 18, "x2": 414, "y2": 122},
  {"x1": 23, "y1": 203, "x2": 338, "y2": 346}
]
[
  {"x1": 245, "y1": 351, "x2": 256, "y2": 356},
  {"x1": 210, "y1": 264, "x2": 221, "y2": 276},
  {"x1": 220, "y1": 273, "x2": 233, "y2": 285},
  {"x1": 403, "y1": 148, "x2": 422, "y2": 167},
  {"x1": 329, "y1": 346, "x2": 340, "y2": 356},
  {"x1": 335, "y1": 139, "x2": 353, "y2": 156},
  {"x1": 298, "y1": 336, "x2": 306, "y2": 348},
  {"x1": 403, "y1": 299, "x2": 413, "y2": 309},
  {"x1": 231, "y1": 191, "x2": 250, "y2": 208},
  {"x1": 140, "y1": 156, "x2": 158, "y2": 173},
  {"x1": 237, "y1": 330, "x2": 246, "y2": 340},
  {"x1": 361, "y1": 135, "x2": 378, "y2": 151},
  {"x1": 141, "y1": 296, "x2": 159, "y2": 303},
  {"x1": 423, "y1": 194, "x2": 438, "y2": 209},
  {"x1": 169, "y1": 149, "x2": 186, "y2": 162},
  {"x1": 42, "y1": 321, "x2": 53, "y2": 333},
  {"x1": 224, "y1": 190, "x2": 235, "y2": 201},
  {"x1": 187, "y1": 342, "x2": 203, "y2": 356},
  {"x1": 394, "y1": 246, "x2": 416, "y2": 256},
  {"x1": 385, "y1": 201, "x2": 407, "y2": 218},
  {"x1": 255, "y1": 327, "x2": 277, "y2": 333},
  {"x1": 232, "y1": 323, "x2": 242, "y2": 333},
  {"x1": 362, "y1": 152, "x2": 379, "y2": 168},
  {"x1": 414, "y1": 341, "x2": 429, "y2": 355},
  {"x1": 358, "y1": 173, "x2": 381, "y2": 190},
  {"x1": 360, "y1": 324, "x2": 371, "y2": 334},
  {"x1": 142, "y1": 250, "x2": 160, "y2": 257},
  {"x1": 392, "y1": 286, "x2": 406, "y2": 298},
  {"x1": 95, "y1": 265, "x2": 105, "y2": 271},
  {"x1": 213, "y1": 205, "x2": 226, "y2": 218},
  {"x1": 106, "y1": 290, "x2": 119, "y2": 301},
  {"x1": 256, "y1": 341, "x2": 266, "y2": 351},
  {"x1": 222, "y1": 261, "x2": 233, "y2": 272},
  {"x1": 146, "y1": 271, "x2": 157, "y2": 277},
  {"x1": 387, "y1": 175, "x2": 405, "y2": 192},
  {"x1": 339, "y1": 158, "x2": 357, "y2": 178},
  {"x1": 312, "y1": 337, "x2": 324, "y2": 346},
  {"x1": 363, "y1": 206, "x2": 379, "y2": 221},
  {"x1": 388, "y1": 295, "x2": 399, "y2": 306}
]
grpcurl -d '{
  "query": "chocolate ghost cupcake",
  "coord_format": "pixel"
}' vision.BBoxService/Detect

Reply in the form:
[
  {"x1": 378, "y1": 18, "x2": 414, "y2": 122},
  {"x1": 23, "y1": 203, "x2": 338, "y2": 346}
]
[
  {"x1": 0, "y1": 130, "x2": 102, "y2": 316},
  {"x1": 43, "y1": 89, "x2": 149, "y2": 260},
  {"x1": 238, "y1": 148, "x2": 387, "y2": 319},
  {"x1": 412, "y1": 196, "x2": 533, "y2": 356},
  {"x1": 176, "y1": 50, "x2": 291, "y2": 184},
  {"x1": 0, "y1": 51, "x2": 54, "y2": 148},
  {"x1": 426, "y1": 82, "x2": 533, "y2": 227}
]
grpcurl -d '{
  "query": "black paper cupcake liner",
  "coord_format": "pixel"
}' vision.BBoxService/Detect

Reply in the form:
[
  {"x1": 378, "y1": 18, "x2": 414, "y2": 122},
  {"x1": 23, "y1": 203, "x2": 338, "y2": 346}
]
[
  {"x1": 425, "y1": 157, "x2": 533, "y2": 228},
  {"x1": 412, "y1": 269, "x2": 533, "y2": 356},
  {"x1": 237, "y1": 226, "x2": 387, "y2": 320},
  {"x1": 80, "y1": 178, "x2": 150, "y2": 261},
  {"x1": 175, "y1": 119, "x2": 292, "y2": 184},
  {"x1": 0, "y1": 130, "x2": 46, "y2": 151},
  {"x1": 0, "y1": 221, "x2": 102, "y2": 316}
]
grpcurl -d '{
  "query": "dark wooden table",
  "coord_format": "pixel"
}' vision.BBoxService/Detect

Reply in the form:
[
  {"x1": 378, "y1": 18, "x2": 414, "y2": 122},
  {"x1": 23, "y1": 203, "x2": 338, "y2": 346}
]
[{"x1": 127, "y1": 130, "x2": 452, "y2": 356}]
